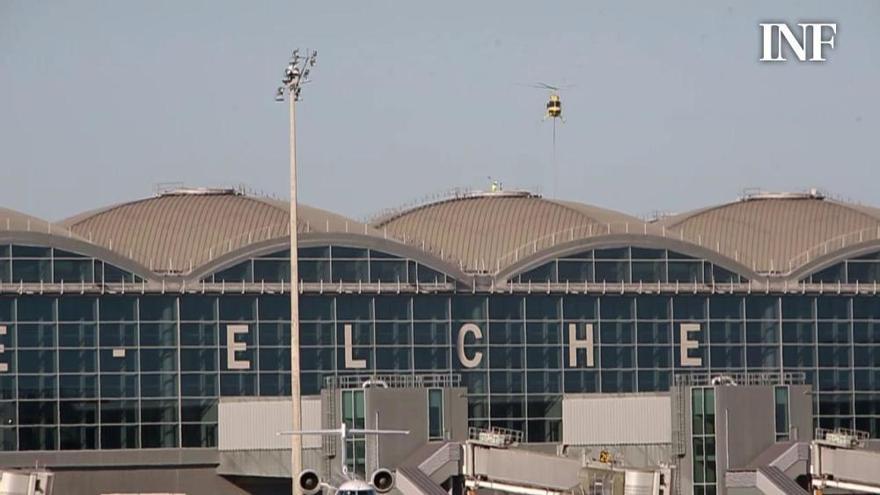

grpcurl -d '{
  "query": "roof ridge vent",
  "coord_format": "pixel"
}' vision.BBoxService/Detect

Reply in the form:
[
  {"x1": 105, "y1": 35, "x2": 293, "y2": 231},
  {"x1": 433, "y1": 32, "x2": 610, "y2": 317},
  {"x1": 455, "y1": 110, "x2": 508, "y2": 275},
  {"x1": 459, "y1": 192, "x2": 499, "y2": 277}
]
[
  {"x1": 154, "y1": 183, "x2": 241, "y2": 197},
  {"x1": 467, "y1": 189, "x2": 536, "y2": 199},
  {"x1": 739, "y1": 188, "x2": 825, "y2": 202}
]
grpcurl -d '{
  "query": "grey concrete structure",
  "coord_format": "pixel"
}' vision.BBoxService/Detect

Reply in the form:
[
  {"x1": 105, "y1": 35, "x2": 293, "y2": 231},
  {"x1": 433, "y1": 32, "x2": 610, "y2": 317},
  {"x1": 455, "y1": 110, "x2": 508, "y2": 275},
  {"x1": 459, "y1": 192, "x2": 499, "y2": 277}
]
[
  {"x1": 562, "y1": 393, "x2": 671, "y2": 446},
  {"x1": 316, "y1": 377, "x2": 468, "y2": 480},
  {"x1": 218, "y1": 396, "x2": 323, "y2": 450},
  {"x1": 0, "y1": 449, "x2": 244, "y2": 495},
  {"x1": 51, "y1": 467, "x2": 270, "y2": 495},
  {"x1": 363, "y1": 386, "x2": 468, "y2": 473},
  {"x1": 674, "y1": 376, "x2": 812, "y2": 495},
  {"x1": 217, "y1": 377, "x2": 468, "y2": 488}
]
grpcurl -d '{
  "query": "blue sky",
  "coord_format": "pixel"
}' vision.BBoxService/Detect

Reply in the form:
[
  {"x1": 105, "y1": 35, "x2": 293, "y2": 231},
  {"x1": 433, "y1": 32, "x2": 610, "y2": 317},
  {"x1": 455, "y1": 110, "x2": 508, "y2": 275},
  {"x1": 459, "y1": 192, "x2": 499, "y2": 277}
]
[{"x1": 1, "y1": 1, "x2": 878, "y2": 222}]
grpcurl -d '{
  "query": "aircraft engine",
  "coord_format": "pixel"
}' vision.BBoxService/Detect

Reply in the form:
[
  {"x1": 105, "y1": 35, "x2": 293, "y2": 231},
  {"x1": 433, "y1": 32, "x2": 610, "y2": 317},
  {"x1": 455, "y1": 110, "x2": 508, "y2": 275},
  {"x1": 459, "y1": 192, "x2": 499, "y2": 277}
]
[
  {"x1": 371, "y1": 468, "x2": 395, "y2": 493},
  {"x1": 298, "y1": 469, "x2": 321, "y2": 495}
]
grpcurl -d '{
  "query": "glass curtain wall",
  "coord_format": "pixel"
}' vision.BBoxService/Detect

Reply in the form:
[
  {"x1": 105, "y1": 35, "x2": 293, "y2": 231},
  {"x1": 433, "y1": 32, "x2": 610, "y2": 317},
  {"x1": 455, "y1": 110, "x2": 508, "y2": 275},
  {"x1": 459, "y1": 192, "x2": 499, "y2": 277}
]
[{"x1": 3, "y1": 292, "x2": 880, "y2": 450}]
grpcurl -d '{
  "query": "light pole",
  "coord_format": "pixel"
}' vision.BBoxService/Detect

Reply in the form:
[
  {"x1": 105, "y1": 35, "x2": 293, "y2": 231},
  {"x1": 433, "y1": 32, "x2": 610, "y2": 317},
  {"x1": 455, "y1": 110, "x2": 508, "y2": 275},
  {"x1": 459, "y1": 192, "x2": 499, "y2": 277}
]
[{"x1": 276, "y1": 48, "x2": 316, "y2": 495}]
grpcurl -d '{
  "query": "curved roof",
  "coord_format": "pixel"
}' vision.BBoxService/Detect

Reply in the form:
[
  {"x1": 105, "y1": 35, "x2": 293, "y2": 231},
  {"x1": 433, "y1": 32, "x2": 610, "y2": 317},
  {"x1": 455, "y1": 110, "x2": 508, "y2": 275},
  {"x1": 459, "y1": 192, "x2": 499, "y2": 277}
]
[
  {"x1": 60, "y1": 189, "x2": 375, "y2": 274},
  {"x1": 10, "y1": 186, "x2": 880, "y2": 283},
  {"x1": 0, "y1": 206, "x2": 74, "y2": 237},
  {"x1": 373, "y1": 191, "x2": 648, "y2": 272},
  {"x1": 657, "y1": 192, "x2": 880, "y2": 274}
]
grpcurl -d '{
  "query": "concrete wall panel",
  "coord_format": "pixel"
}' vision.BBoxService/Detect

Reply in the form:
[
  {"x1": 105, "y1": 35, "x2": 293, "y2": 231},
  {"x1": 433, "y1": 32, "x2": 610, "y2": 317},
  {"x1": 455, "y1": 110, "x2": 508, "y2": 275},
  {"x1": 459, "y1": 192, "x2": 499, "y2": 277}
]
[
  {"x1": 563, "y1": 394, "x2": 671, "y2": 446},
  {"x1": 51, "y1": 466, "x2": 277, "y2": 495},
  {"x1": 219, "y1": 397, "x2": 322, "y2": 451},
  {"x1": 472, "y1": 446, "x2": 581, "y2": 490}
]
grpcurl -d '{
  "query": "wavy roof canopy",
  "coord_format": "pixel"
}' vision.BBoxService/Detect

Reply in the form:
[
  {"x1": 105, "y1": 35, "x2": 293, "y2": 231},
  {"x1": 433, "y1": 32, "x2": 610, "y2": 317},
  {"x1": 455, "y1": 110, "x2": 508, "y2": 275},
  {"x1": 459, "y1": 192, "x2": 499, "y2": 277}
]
[
  {"x1": 5, "y1": 187, "x2": 880, "y2": 282},
  {"x1": 60, "y1": 189, "x2": 375, "y2": 273},
  {"x1": 373, "y1": 191, "x2": 648, "y2": 272},
  {"x1": 658, "y1": 193, "x2": 880, "y2": 273},
  {"x1": 0, "y1": 206, "x2": 75, "y2": 238}
]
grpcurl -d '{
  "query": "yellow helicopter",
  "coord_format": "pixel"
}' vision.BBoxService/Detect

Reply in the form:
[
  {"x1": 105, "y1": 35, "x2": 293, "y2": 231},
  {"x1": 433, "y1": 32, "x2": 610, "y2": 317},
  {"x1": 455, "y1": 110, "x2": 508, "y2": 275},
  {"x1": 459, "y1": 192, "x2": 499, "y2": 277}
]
[
  {"x1": 532, "y1": 83, "x2": 565, "y2": 122},
  {"x1": 528, "y1": 82, "x2": 571, "y2": 198}
]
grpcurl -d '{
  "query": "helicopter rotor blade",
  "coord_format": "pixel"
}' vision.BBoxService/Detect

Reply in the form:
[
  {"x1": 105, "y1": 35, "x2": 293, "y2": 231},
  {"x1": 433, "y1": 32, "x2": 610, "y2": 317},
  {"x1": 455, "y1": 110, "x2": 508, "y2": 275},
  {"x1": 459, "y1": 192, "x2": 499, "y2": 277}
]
[
  {"x1": 520, "y1": 82, "x2": 560, "y2": 91},
  {"x1": 532, "y1": 82, "x2": 559, "y2": 91}
]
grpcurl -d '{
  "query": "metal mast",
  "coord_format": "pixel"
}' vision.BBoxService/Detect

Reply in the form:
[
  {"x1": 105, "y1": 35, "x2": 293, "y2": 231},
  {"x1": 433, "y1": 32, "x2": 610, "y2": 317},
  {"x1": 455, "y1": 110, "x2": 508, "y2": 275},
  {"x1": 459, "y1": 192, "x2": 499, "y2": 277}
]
[{"x1": 275, "y1": 48, "x2": 317, "y2": 495}]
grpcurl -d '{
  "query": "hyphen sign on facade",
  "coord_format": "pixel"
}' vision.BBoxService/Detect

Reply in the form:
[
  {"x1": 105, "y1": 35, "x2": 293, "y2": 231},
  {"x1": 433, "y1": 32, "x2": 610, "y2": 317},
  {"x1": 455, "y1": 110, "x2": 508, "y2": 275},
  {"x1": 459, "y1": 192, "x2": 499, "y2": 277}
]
[{"x1": 760, "y1": 22, "x2": 837, "y2": 62}]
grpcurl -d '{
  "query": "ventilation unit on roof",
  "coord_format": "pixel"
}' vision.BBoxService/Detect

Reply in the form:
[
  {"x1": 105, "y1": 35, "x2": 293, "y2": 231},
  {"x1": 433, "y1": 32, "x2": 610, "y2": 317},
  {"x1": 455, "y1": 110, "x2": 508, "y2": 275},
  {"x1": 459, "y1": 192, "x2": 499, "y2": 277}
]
[
  {"x1": 739, "y1": 188, "x2": 825, "y2": 201},
  {"x1": 154, "y1": 183, "x2": 240, "y2": 197},
  {"x1": 472, "y1": 189, "x2": 536, "y2": 198}
]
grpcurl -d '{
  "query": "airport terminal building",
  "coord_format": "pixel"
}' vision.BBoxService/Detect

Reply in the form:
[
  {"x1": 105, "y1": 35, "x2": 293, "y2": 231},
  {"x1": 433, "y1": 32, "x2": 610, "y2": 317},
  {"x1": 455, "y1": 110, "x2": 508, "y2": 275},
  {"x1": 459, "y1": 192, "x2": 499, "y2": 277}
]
[{"x1": 1, "y1": 185, "x2": 880, "y2": 457}]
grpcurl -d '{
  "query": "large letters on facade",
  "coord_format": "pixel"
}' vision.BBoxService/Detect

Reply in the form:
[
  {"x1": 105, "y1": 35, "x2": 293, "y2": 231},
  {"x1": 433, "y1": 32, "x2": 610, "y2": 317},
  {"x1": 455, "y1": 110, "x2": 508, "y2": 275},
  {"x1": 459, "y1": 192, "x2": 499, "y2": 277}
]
[
  {"x1": 0, "y1": 316, "x2": 711, "y2": 373},
  {"x1": 568, "y1": 323, "x2": 594, "y2": 367},
  {"x1": 344, "y1": 323, "x2": 367, "y2": 369},
  {"x1": 680, "y1": 323, "x2": 702, "y2": 367},
  {"x1": 457, "y1": 323, "x2": 483, "y2": 368},
  {"x1": 334, "y1": 321, "x2": 703, "y2": 370},
  {"x1": 226, "y1": 324, "x2": 251, "y2": 370}
]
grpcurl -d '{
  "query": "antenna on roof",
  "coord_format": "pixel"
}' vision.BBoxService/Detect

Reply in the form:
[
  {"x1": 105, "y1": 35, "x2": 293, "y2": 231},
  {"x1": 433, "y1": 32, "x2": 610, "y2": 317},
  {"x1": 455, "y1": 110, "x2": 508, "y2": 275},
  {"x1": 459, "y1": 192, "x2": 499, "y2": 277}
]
[{"x1": 487, "y1": 176, "x2": 503, "y2": 193}]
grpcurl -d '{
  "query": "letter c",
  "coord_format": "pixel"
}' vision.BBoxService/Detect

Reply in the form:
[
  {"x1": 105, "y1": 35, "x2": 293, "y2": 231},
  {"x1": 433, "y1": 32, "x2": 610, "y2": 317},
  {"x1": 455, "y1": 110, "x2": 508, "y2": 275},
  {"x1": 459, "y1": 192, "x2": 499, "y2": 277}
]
[{"x1": 457, "y1": 323, "x2": 483, "y2": 368}]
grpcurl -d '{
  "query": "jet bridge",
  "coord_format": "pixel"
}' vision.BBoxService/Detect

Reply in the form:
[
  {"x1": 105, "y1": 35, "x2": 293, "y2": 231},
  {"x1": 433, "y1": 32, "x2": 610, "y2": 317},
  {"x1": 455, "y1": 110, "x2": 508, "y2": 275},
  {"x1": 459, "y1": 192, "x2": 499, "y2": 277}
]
[
  {"x1": 462, "y1": 427, "x2": 581, "y2": 495},
  {"x1": 810, "y1": 428, "x2": 880, "y2": 494},
  {"x1": 460, "y1": 427, "x2": 671, "y2": 495}
]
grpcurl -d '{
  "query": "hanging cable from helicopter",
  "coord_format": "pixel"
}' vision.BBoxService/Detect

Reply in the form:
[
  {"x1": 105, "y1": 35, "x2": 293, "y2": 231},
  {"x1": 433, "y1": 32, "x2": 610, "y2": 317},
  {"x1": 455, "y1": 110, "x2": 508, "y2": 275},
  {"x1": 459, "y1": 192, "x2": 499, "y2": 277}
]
[{"x1": 530, "y1": 82, "x2": 569, "y2": 198}]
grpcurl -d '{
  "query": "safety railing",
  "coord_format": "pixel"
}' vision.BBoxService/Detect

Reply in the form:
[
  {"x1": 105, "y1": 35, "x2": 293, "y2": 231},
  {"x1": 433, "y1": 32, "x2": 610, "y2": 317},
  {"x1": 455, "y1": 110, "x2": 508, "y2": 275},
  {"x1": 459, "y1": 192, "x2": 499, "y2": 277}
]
[
  {"x1": 467, "y1": 426, "x2": 523, "y2": 447},
  {"x1": 324, "y1": 374, "x2": 461, "y2": 390},
  {"x1": 673, "y1": 371, "x2": 806, "y2": 387}
]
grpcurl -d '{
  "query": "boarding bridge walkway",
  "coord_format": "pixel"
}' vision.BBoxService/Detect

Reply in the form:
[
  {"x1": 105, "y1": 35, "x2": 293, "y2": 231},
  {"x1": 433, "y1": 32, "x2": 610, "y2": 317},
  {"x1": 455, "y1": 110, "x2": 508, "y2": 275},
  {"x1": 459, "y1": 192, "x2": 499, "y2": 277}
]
[
  {"x1": 399, "y1": 428, "x2": 672, "y2": 495},
  {"x1": 811, "y1": 429, "x2": 880, "y2": 494},
  {"x1": 461, "y1": 428, "x2": 581, "y2": 495},
  {"x1": 395, "y1": 431, "x2": 582, "y2": 495}
]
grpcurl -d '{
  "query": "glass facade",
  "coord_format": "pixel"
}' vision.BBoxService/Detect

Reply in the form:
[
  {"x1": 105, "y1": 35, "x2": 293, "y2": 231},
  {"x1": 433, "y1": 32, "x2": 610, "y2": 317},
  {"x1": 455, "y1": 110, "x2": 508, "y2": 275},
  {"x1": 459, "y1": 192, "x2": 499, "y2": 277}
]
[
  {"x1": 775, "y1": 386, "x2": 790, "y2": 441},
  {"x1": 2, "y1": 243, "x2": 880, "y2": 451},
  {"x1": 428, "y1": 389, "x2": 443, "y2": 440},
  {"x1": 0, "y1": 245, "x2": 143, "y2": 284},
  {"x1": 517, "y1": 248, "x2": 745, "y2": 285},
  {"x1": 205, "y1": 246, "x2": 448, "y2": 285},
  {"x1": 341, "y1": 389, "x2": 366, "y2": 476},
  {"x1": 691, "y1": 388, "x2": 716, "y2": 495},
  {"x1": 806, "y1": 252, "x2": 880, "y2": 284}
]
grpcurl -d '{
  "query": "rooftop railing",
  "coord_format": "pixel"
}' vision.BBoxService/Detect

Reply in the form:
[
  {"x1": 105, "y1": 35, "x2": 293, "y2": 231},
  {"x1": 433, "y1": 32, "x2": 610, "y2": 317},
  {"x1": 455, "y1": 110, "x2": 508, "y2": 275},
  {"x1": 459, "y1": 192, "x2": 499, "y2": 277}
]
[
  {"x1": 673, "y1": 372, "x2": 806, "y2": 387},
  {"x1": 467, "y1": 426, "x2": 523, "y2": 448},
  {"x1": 815, "y1": 427, "x2": 870, "y2": 448},
  {"x1": 323, "y1": 374, "x2": 461, "y2": 390},
  {"x1": 786, "y1": 225, "x2": 880, "y2": 274}
]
